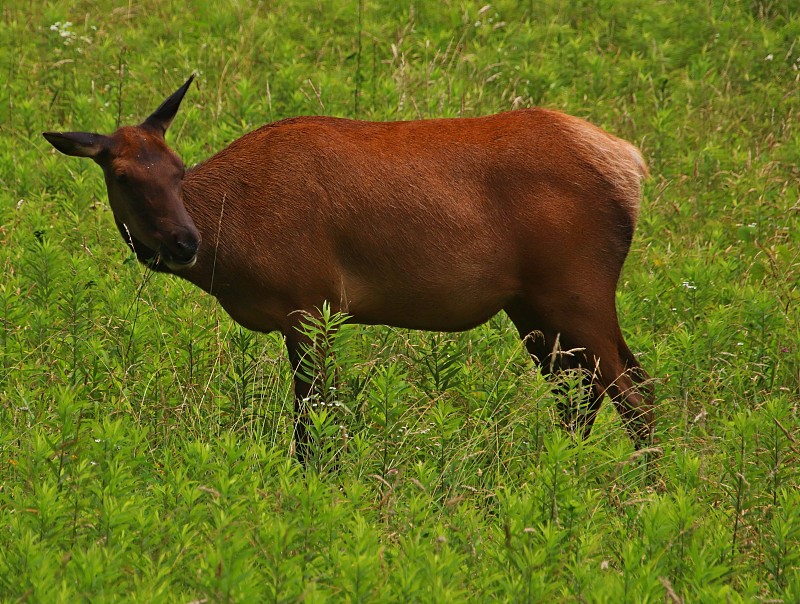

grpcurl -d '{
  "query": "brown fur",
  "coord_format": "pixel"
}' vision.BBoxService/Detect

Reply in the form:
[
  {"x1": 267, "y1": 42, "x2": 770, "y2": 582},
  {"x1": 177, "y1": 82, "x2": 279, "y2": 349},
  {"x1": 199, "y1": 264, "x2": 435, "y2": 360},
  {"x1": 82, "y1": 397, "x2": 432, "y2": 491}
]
[{"x1": 44, "y1": 78, "x2": 655, "y2": 460}]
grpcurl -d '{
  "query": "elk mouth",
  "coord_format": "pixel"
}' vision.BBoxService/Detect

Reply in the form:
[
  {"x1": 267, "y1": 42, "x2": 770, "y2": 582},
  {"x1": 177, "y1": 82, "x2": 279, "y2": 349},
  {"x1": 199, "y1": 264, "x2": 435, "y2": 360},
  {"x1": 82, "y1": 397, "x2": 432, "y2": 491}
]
[
  {"x1": 115, "y1": 221, "x2": 197, "y2": 272},
  {"x1": 160, "y1": 249, "x2": 198, "y2": 271},
  {"x1": 160, "y1": 233, "x2": 201, "y2": 271}
]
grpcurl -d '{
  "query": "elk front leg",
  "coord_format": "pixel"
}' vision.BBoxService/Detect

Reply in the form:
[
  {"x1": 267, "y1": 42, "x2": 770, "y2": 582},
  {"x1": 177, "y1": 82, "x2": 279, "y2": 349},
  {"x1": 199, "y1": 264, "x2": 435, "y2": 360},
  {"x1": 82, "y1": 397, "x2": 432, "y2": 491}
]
[{"x1": 284, "y1": 332, "x2": 313, "y2": 464}]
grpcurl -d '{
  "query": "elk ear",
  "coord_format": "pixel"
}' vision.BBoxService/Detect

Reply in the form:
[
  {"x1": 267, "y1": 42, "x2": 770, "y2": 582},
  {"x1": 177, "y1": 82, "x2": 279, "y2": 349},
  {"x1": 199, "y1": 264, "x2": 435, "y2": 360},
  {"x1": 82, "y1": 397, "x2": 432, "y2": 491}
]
[
  {"x1": 42, "y1": 131, "x2": 111, "y2": 159},
  {"x1": 141, "y1": 74, "x2": 195, "y2": 137}
]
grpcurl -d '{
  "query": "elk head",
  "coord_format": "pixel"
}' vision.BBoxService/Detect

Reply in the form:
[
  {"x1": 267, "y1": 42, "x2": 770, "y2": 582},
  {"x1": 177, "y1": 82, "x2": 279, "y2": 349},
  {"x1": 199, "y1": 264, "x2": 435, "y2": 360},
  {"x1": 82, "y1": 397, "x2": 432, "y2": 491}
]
[{"x1": 43, "y1": 76, "x2": 200, "y2": 271}]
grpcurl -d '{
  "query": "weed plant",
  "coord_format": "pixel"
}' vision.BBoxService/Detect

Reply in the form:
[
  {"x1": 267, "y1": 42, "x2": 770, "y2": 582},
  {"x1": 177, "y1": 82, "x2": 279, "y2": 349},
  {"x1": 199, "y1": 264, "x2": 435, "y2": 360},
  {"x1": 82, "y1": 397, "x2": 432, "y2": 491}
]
[{"x1": 1, "y1": 0, "x2": 799, "y2": 601}]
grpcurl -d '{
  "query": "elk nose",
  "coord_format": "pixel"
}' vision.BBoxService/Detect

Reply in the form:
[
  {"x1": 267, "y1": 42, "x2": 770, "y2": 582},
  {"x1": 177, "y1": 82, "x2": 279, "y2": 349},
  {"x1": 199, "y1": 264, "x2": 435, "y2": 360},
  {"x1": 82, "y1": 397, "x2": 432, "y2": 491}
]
[{"x1": 174, "y1": 231, "x2": 200, "y2": 260}]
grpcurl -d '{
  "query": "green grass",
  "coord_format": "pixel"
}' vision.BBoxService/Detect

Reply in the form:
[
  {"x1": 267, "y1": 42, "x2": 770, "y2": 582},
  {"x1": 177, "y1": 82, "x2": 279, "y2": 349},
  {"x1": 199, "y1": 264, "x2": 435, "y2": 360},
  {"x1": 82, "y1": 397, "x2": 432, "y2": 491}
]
[{"x1": 2, "y1": 0, "x2": 799, "y2": 601}]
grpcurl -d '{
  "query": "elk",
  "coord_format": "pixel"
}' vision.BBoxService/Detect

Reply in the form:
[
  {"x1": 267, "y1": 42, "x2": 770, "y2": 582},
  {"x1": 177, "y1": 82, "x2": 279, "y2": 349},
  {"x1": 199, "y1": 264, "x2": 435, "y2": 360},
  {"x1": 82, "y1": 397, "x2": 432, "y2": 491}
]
[{"x1": 44, "y1": 76, "x2": 654, "y2": 460}]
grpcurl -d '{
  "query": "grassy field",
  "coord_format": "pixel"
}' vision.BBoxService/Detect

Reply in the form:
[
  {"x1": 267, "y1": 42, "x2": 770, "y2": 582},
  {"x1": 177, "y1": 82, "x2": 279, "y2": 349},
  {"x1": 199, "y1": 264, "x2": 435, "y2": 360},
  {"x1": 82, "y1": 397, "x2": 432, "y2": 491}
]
[{"x1": 1, "y1": 0, "x2": 799, "y2": 601}]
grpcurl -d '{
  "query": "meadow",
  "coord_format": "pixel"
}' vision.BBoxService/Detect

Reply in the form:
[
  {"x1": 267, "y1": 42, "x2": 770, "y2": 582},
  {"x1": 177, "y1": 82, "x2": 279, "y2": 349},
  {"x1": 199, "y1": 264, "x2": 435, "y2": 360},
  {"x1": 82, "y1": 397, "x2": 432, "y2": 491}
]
[{"x1": 1, "y1": 0, "x2": 799, "y2": 601}]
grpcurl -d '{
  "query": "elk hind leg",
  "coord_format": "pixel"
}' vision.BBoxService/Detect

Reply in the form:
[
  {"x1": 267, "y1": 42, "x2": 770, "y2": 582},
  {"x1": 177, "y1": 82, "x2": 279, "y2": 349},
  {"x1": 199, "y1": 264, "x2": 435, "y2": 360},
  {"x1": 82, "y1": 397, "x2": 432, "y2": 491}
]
[
  {"x1": 507, "y1": 299, "x2": 654, "y2": 445},
  {"x1": 506, "y1": 306, "x2": 604, "y2": 439},
  {"x1": 563, "y1": 319, "x2": 654, "y2": 446}
]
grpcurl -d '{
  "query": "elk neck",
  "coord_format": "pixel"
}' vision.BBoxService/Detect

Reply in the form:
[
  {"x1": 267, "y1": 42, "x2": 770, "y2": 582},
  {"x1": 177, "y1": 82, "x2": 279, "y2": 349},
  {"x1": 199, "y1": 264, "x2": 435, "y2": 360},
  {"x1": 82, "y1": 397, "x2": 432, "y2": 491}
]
[{"x1": 175, "y1": 157, "x2": 249, "y2": 297}]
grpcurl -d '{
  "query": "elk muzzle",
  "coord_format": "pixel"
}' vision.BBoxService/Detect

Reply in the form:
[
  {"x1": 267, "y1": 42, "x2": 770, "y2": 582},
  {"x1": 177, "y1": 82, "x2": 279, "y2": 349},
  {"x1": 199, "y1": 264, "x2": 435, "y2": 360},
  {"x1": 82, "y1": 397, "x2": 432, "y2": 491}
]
[{"x1": 159, "y1": 227, "x2": 201, "y2": 270}]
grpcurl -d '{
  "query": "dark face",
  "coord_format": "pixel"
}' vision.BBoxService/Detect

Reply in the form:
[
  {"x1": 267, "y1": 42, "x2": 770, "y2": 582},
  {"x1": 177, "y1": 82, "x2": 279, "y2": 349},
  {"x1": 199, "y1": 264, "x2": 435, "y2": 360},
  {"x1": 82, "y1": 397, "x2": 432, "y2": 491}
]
[
  {"x1": 43, "y1": 75, "x2": 200, "y2": 272},
  {"x1": 100, "y1": 127, "x2": 200, "y2": 270}
]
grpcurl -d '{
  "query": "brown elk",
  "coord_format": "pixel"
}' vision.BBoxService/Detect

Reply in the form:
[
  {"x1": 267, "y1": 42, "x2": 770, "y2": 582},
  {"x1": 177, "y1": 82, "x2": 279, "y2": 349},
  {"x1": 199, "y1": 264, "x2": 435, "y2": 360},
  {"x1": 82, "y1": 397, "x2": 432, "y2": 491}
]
[{"x1": 43, "y1": 76, "x2": 654, "y2": 460}]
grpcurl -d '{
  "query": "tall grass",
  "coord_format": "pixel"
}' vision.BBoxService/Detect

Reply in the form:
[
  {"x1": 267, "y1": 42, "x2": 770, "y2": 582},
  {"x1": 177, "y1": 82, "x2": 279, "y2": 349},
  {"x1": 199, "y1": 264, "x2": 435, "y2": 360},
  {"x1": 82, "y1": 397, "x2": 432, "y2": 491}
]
[{"x1": 1, "y1": 0, "x2": 798, "y2": 600}]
